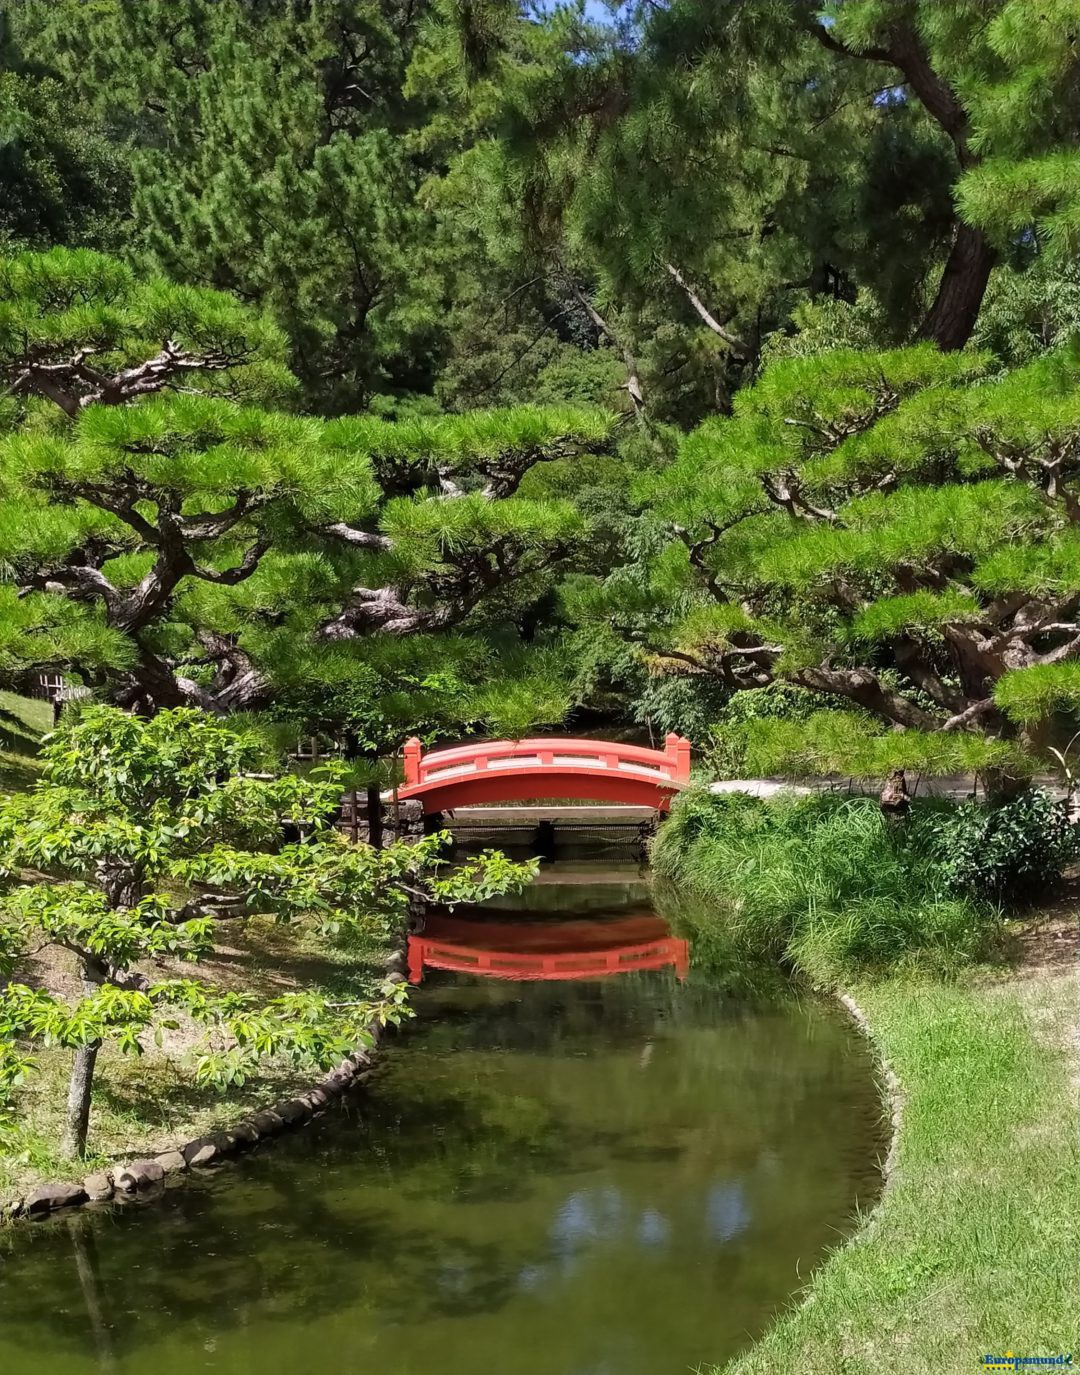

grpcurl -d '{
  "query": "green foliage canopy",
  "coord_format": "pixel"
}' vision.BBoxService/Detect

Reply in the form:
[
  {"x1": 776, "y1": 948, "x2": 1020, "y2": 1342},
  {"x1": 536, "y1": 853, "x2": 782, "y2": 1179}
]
[
  {"x1": 0, "y1": 247, "x2": 616, "y2": 725},
  {"x1": 598, "y1": 341, "x2": 1080, "y2": 786},
  {"x1": 0, "y1": 707, "x2": 535, "y2": 1157}
]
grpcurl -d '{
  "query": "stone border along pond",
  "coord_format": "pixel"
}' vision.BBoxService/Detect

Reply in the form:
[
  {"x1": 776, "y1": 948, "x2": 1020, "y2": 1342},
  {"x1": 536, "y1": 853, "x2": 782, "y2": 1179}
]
[{"x1": 0, "y1": 938, "x2": 411, "y2": 1224}]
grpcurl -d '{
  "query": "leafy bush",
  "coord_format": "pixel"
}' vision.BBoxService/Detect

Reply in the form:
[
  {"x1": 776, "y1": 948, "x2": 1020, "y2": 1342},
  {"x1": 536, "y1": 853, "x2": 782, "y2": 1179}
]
[
  {"x1": 919, "y1": 790, "x2": 1080, "y2": 899},
  {"x1": 632, "y1": 672, "x2": 733, "y2": 747},
  {"x1": 705, "y1": 683, "x2": 825, "y2": 777},
  {"x1": 652, "y1": 788, "x2": 993, "y2": 984}
]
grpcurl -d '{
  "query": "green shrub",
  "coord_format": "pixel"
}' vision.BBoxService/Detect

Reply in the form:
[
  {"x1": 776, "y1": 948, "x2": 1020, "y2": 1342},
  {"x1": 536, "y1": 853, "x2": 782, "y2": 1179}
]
[
  {"x1": 918, "y1": 789, "x2": 1079, "y2": 899},
  {"x1": 704, "y1": 684, "x2": 830, "y2": 778},
  {"x1": 652, "y1": 787, "x2": 994, "y2": 984}
]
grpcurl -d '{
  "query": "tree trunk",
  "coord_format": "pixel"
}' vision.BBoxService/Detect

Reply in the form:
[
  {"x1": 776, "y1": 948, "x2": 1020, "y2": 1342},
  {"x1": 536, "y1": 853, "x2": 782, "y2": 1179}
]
[
  {"x1": 879, "y1": 768, "x2": 911, "y2": 821},
  {"x1": 341, "y1": 731, "x2": 384, "y2": 848},
  {"x1": 916, "y1": 222, "x2": 996, "y2": 352},
  {"x1": 60, "y1": 1041, "x2": 101, "y2": 1161},
  {"x1": 981, "y1": 767, "x2": 1031, "y2": 806},
  {"x1": 366, "y1": 781, "x2": 384, "y2": 850},
  {"x1": 97, "y1": 863, "x2": 144, "y2": 910},
  {"x1": 67, "y1": 1216, "x2": 116, "y2": 1368}
]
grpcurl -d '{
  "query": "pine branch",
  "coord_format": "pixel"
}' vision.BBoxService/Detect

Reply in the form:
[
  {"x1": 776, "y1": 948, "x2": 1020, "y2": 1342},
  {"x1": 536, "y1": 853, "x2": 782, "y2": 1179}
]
[
  {"x1": 14, "y1": 339, "x2": 253, "y2": 413},
  {"x1": 761, "y1": 471, "x2": 839, "y2": 524},
  {"x1": 195, "y1": 632, "x2": 271, "y2": 711},
  {"x1": 1033, "y1": 630, "x2": 1080, "y2": 668},
  {"x1": 320, "y1": 585, "x2": 438, "y2": 639},
  {"x1": 792, "y1": 664, "x2": 940, "y2": 730},
  {"x1": 940, "y1": 697, "x2": 998, "y2": 732},
  {"x1": 664, "y1": 263, "x2": 749, "y2": 354},
  {"x1": 181, "y1": 493, "x2": 261, "y2": 541},
  {"x1": 192, "y1": 540, "x2": 269, "y2": 585},
  {"x1": 810, "y1": 14, "x2": 995, "y2": 349},
  {"x1": 318, "y1": 522, "x2": 394, "y2": 551},
  {"x1": 810, "y1": 19, "x2": 971, "y2": 161},
  {"x1": 563, "y1": 273, "x2": 645, "y2": 413},
  {"x1": 25, "y1": 564, "x2": 121, "y2": 610},
  {"x1": 673, "y1": 511, "x2": 767, "y2": 601}
]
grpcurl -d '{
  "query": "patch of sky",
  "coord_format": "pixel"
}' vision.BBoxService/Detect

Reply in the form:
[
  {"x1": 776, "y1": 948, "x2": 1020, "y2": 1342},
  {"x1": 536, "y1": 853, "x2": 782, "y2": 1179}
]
[{"x1": 526, "y1": 0, "x2": 633, "y2": 22}]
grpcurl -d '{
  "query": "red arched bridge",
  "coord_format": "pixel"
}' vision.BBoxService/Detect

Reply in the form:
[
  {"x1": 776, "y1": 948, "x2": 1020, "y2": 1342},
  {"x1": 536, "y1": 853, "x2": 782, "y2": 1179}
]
[{"x1": 396, "y1": 733, "x2": 691, "y2": 813}]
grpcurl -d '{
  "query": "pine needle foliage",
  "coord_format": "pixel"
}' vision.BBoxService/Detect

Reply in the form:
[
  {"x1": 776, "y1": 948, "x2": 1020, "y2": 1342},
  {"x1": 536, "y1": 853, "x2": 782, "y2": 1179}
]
[
  {"x1": 0, "y1": 247, "x2": 295, "y2": 413},
  {"x1": 0, "y1": 261, "x2": 617, "y2": 721},
  {"x1": 612, "y1": 342, "x2": 1080, "y2": 788},
  {"x1": 8, "y1": 1, "x2": 452, "y2": 412}
]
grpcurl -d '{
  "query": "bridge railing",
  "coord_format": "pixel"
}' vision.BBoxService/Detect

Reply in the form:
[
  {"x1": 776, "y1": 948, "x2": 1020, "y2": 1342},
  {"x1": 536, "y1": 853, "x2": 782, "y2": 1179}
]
[{"x1": 401, "y1": 733, "x2": 691, "y2": 790}]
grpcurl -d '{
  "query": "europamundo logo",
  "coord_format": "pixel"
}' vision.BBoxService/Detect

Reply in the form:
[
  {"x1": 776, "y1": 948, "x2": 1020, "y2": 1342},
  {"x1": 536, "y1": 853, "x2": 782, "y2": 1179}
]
[{"x1": 982, "y1": 1356, "x2": 1073, "y2": 1370}]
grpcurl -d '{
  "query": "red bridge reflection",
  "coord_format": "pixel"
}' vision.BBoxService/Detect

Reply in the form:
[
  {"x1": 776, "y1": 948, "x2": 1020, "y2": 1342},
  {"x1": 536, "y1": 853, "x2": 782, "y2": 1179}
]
[{"x1": 407, "y1": 913, "x2": 690, "y2": 984}]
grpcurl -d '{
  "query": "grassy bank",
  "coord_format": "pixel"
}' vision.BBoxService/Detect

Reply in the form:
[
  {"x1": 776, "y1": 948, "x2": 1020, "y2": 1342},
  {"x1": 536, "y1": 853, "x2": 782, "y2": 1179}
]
[
  {"x1": 0, "y1": 916, "x2": 390, "y2": 1199},
  {"x1": 653, "y1": 787, "x2": 1078, "y2": 1371},
  {"x1": 0, "y1": 691, "x2": 49, "y2": 793},
  {"x1": 653, "y1": 788, "x2": 996, "y2": 984},
  {"x1": 720, "y1": 923, "x2": 1079, "y2": 1372}
]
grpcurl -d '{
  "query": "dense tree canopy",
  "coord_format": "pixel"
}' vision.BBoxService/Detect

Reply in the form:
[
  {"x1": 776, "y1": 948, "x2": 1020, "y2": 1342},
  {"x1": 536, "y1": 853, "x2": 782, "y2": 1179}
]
[
  {"x1": 0, "y1": 247, "x2": 614, "y2": 726},
  {"x1": 7, "y1": 1, "x2": 1079, "y2": 423},
  {"x1": 435, "y1": 0, "x2": 1080, "y2": 418},
  {"x1": 9, "y1": 0, "x2": 452, "y2": 412},
  {"x1": 0, "y1": 17, "x2": 128, "y2": 253},
  {"x1": 587, "y1": 341, "x2": 1080, "y2": 792},
  {"x1": 0, "y1": 3, "x2": 1079, "y2": 793}
]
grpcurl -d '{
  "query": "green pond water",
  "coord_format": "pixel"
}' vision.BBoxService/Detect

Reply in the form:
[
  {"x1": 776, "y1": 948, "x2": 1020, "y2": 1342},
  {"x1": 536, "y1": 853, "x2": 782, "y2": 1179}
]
[{"x1": 0, "y1": 857, "x2": 884, "y2": 1375}]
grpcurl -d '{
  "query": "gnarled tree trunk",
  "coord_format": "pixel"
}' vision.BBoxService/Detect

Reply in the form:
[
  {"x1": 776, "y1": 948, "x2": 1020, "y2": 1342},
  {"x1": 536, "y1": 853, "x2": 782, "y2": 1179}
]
[
  {"x1": 981, "y1": 767, "x2": 1031, "y2": 806},
  {"x1": 879, "y1": 768, "x2": 911, "y2": 821}
]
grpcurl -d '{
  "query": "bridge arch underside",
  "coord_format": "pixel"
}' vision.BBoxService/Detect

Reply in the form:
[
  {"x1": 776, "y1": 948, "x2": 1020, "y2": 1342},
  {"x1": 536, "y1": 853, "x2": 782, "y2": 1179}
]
[{"x1": 398, "y1": 769, "x2": 681, "y2": 814}]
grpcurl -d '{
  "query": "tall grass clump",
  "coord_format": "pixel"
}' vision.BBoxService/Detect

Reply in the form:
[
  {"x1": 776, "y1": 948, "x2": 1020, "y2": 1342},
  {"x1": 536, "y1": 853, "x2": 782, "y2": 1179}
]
[{"x1": 652, "y1": 788, "x2": 995, "y2": 984}]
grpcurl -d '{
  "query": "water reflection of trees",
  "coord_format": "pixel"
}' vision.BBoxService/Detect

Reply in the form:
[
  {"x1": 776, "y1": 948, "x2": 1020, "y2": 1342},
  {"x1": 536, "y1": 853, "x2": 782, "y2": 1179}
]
[
  {"x1": 0, "y1": 954, "x2": 884, "y2": 1371},
  {"x1": 651, "y1": 878, "x2": 796, "y2": 1000}
]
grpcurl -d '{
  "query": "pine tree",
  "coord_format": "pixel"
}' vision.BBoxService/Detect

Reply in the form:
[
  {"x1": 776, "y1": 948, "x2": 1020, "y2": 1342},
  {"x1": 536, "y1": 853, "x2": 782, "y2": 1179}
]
[
  {"x1": 442, "y1": 0, "x2": 1080, "y2": 414},
  {"x1": 10, "y1": 0, "x2": 447, "y2": 413},
  {"x1": 0, "y1": 246, "x2": 297, "y2": 416},
  {"x1": 0, "y1": 249, "x2": 615, "y2": 716},
  {"x1": 601, "y1": 341, "x2": 1080, "y2": 798}
]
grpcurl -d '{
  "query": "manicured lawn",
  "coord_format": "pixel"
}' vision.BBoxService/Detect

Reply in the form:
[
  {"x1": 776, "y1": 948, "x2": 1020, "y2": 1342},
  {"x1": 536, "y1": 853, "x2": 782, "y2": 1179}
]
[
  {"x1": 718, "y1": 920, "x2": 1079, "y2": 1374},
  {"x1": 0, "y1": 690, "x2": 51, "y2": 793}
]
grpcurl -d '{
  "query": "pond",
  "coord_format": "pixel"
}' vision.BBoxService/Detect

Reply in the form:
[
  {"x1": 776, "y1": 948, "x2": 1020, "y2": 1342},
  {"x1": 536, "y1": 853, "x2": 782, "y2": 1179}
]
[{"x1": 0, "y1": 854, "x2": 885, "y2": 1375}]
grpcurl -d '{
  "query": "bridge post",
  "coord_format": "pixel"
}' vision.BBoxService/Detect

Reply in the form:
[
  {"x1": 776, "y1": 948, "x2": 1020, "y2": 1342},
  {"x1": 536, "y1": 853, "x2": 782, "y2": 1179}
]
[
  {"x1": 665, "y1": 733, "x2": 692, "y2": 784},
  {"x1": 403, "y1": 736, "x2": 422, "y2": 787}
]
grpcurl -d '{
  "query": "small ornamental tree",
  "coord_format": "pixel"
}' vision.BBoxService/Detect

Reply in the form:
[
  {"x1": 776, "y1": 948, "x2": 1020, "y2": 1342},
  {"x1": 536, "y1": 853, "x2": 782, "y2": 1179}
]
[
  {"x1": 0, "y1": 707, "x2": 534, "y2": 1160},
  {"x1": 603, "y1": 343, "x2": 1080, "y2": 799}
]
